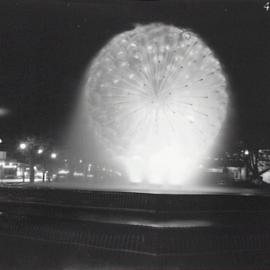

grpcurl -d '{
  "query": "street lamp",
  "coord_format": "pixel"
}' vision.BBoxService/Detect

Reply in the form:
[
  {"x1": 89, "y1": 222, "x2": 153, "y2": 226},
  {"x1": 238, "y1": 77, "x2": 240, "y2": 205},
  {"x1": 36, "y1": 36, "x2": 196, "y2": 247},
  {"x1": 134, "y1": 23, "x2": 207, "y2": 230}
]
[
  {"x1": 51, "y1": 152, "x2": 57, "y2": 159},
  {"x1": 0, "y1": 138, "x2": 2, "y2": 144},
  {"x1": 37, "y1": 148, "x2": 44, "y2": 155},
  {"x1": 19, "y1": 142, "x2": 27, "y2": 150}
]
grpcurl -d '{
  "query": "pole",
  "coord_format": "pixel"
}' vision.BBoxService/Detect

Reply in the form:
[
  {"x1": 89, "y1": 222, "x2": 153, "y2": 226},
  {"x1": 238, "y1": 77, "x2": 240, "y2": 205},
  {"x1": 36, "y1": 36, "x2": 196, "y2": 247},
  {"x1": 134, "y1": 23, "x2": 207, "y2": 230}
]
[
  {"x1": 22, "y1": 167, "x2": 25, "y2": 182},
  {"x1": 29, "y1": 156, "x2": 35, "y2": 183}
]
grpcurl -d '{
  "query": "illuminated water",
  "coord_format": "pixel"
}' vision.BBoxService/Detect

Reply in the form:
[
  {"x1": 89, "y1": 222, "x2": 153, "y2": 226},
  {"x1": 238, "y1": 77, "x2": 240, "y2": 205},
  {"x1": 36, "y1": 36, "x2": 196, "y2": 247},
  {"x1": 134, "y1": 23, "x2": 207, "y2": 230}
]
[{"x1": 85, "y1": 23, "x2": 228, "y2": 185}]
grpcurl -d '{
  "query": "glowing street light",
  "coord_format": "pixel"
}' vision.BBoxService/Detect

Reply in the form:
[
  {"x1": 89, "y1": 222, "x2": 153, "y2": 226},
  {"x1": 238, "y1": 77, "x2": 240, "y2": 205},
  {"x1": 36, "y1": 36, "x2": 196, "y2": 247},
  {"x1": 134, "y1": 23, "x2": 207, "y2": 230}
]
[
  {"x1": 0, "y1": 138, "x2": 2, "y2": 144},
  {"x1": 37, "y1": 148, "x2": 44, "y2": 155},
  {"x1": 244, "y1": 150, "x2": 249, "y2": 156},
  {"x1": 51, "y1": 152, "x2": 57, "y2": 159},
  {"x1": 0, "y1": 107, "x2": 9, "y2": 117},
  {"x1": 19, "y1": 142, "x2": 27, "y2": 150}
]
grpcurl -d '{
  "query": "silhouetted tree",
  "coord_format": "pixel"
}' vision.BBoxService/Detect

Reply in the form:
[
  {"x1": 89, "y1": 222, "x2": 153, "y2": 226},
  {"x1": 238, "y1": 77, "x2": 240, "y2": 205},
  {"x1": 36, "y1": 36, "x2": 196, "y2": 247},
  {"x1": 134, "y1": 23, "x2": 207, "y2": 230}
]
[
  {"x1": 19, "y1": 137, "x2": 50, "y2": 183},
  {"x1": 239, "y1": 141, "x2": 270, "y2": 184}
]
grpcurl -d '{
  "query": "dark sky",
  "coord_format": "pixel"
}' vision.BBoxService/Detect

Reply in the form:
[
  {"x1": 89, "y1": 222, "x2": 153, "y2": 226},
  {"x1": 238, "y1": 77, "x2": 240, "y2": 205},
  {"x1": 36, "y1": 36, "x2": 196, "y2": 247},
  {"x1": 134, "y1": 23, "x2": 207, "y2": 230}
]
[{"x1": 0, "y1": 0, "x2": 269, "y2": 153}]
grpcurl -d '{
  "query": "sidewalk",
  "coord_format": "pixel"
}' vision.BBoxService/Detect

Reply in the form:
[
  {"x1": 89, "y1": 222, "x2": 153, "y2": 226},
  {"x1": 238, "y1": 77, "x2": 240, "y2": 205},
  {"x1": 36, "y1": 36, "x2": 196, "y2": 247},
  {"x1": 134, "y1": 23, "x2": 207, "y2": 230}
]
[{"x1": 0, "y1": 178, "x2": 44, "y2": 184}]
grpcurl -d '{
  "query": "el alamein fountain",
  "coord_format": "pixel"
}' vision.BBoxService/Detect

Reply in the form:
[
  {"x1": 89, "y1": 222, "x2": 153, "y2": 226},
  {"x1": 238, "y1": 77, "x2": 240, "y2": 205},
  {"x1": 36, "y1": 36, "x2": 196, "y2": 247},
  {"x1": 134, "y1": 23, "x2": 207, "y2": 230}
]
[{"x1": 84, "y1": 23, "x2": 228, "y2": 187}]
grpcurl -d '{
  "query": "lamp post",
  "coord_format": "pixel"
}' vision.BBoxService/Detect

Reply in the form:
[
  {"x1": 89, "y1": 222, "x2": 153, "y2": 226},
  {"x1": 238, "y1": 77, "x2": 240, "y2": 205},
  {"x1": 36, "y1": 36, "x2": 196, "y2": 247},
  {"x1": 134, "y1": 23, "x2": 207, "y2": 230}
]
[
  {"x1": 44, "y1": 152, "x2": 58, "y2": 182},
  {"x1": 19, "y1": 142, "x2": 28, "y2": 182}
]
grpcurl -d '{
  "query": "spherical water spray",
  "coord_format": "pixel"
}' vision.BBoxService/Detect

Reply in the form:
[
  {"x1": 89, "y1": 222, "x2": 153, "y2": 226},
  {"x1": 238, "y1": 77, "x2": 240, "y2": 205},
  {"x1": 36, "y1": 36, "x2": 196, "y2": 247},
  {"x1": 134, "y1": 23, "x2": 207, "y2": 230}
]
[{"x1": 85, "y1": 23, "x2": 228, "y2": 185}]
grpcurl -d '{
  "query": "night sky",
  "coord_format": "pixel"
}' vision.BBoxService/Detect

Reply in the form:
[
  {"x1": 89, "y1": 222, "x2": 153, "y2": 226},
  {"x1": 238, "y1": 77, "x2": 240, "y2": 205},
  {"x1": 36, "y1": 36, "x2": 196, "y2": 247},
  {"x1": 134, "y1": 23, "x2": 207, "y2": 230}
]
[{"x1": 0, "y1": 0, "x2": 269, "y2": 154}]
